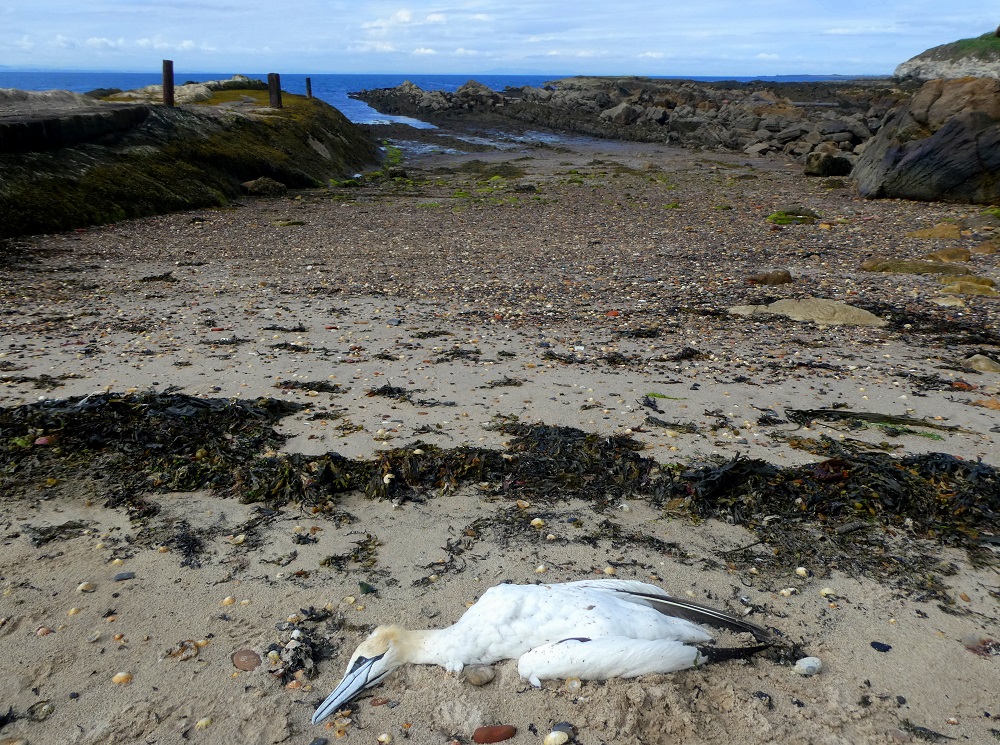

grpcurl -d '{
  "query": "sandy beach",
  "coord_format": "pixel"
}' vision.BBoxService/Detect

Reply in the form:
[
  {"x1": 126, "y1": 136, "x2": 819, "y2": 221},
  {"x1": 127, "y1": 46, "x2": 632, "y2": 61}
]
[{"x1": 1, "y1": 127, "x2": 998, "y2": 745}]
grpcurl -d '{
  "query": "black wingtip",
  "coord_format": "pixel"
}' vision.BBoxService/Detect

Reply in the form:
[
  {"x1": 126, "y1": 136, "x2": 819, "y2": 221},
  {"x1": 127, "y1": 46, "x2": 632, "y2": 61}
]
[
  {"x1": 698, "y1": 642, "x2": 773, "y2": 665},
  {"x1": 629, "y1": 592, "x2": 773, "y2": 643}
]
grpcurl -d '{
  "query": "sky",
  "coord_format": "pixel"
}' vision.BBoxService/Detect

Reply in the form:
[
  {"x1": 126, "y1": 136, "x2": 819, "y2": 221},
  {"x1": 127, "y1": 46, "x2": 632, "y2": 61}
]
[{"x1": 2, "y1": 1, "x2": 997, "y2": 77}]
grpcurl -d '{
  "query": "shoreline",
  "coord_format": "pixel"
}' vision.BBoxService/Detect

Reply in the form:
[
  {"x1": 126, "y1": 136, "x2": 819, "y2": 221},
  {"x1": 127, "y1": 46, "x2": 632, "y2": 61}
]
[{"x1": 1, "y1": 128, "x2": 998, "y2": 745}]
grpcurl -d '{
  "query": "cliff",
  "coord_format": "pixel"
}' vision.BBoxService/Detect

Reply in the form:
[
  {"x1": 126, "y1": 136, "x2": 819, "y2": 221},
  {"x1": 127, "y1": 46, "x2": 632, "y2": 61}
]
[
  {"x1": 0, "y1": 83, "x2": 380, "y2": 239},
  {"x1": 894, "y1": 30, "x2": 1000, "y2": 81}
]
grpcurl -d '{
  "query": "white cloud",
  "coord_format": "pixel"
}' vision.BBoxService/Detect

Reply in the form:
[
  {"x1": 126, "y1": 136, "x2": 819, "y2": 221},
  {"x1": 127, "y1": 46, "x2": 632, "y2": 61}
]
[
  {"x1": 413, "y1": 47, "x2": 436, "y2": 55},
  {"x1": 85, "y1": 36, "x2": 125, "y2": 49},
  {"x1": 638, "y1": 51, "x2": 664, "y2": 59},
  {"x1": 13, "y1": 34, "x2": 33, "y2": 50},
  {"x1": 425, "y1": 12, "x2": 446, "y2": 23},
  {"x1": 348, "y1": 40, "x2": 397, "y2": 53},
  {"x1": 471, "y1": 13, "x2": 492, "y2": 21},
  {"x1": 455, "y1": 47, "x2": 478, "y2": 56},
  {"x1": 823, "y1": 24, "x2": 904, "y2": 35},
  {"x1": 52, "y1": 34, "x2": 76, "y2": 49},
  {"x1": 755, "y1": 52, "x2": 780, "y2": 60},
  {"x1": 362, "y1": 9, "x2": 413, "y2": 32}
]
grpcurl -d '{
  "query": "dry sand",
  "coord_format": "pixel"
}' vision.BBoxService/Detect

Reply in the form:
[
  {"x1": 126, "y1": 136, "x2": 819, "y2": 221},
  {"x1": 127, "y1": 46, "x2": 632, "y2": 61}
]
[{"x1": 1, "y1": 128, "x2": 999, "y2": 745}]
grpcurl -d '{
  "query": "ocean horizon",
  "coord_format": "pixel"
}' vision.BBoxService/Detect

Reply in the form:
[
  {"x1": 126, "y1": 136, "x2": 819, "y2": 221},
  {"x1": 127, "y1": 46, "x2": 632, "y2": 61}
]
[{"x1": 0, "y1": 71, "x2": 888, "y2": 126}]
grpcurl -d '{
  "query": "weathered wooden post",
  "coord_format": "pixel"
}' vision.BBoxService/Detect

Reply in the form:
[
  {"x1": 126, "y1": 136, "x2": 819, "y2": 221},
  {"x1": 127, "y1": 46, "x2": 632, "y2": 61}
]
[
  {"x1": 162, "y1": 59, "x2": 174, "y2": 107},
  {"x1": 267, "y1": 73, "x2": 283, "y2": 108},
  {"x1": 305, "y1": 77, "x2": 312, "y2": 99}
]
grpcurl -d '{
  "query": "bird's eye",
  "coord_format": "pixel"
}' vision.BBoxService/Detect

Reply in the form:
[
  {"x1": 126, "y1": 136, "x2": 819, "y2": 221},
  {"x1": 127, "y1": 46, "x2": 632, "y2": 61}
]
[{"x1": 349, "y1": 652, "x2": 385, "y2": 673}]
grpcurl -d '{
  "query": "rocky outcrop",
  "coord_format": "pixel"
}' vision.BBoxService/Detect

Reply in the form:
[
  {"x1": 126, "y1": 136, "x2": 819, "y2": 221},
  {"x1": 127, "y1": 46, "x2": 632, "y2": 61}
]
[
  {"x1": 0, "y1": 87, "x2": 379, "y2": 238},
  {"x1": 354, "y1": 77, "x2": 903, "y2": 168},
  {"x1": 0, "y1": 89, "x2": 152, "y2": 153},
  {"x1": 108, "y1": 74, "x2": 268, "y2": 105},
  {"x1": 852, "y1": 77, "x2": 1000, "y2": 204},
  {"x1": 894, "y1": 31, "x2": 1000, "y2": 81}
]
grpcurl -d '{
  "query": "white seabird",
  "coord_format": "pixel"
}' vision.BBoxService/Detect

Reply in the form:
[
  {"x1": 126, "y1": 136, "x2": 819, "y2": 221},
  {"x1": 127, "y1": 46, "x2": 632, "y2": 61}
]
[{"x1": 312, "y1": 579, "x2": 771, "y2": 724}]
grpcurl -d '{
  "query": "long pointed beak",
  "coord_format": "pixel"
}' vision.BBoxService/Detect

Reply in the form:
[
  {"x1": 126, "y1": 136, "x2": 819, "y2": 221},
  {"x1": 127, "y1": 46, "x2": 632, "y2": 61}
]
[{"x1": 311, "y1": 654, "x2": 387, "y2": 725}]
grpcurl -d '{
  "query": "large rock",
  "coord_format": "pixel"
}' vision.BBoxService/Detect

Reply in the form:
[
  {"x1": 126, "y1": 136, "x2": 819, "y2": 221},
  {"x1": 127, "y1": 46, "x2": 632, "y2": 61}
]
[
  {"x1": 852, "y1": 78, "x2": 1000, "y2": 204},
  {"x1": 728, "y1": 298, "x2": 888, "y2": 326},
  {"x1": 1, "y1": 89, "x2": 379, "y2": 238}
]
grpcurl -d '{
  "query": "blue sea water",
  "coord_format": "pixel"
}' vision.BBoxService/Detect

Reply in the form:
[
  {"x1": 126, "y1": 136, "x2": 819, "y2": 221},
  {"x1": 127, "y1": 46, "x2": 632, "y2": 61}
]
[{"x1": 0, "y1": 71, "x2": 870, "y2": 126}]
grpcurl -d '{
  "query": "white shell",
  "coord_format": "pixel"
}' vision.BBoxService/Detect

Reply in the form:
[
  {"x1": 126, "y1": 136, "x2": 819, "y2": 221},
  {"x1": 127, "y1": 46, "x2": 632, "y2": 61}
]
[
  {"x1": 544, "y1": 732, "x2": 570, "y2": 745},
  {"x1": 793, "y1": 656, "x2": 823, "y2": 676}
]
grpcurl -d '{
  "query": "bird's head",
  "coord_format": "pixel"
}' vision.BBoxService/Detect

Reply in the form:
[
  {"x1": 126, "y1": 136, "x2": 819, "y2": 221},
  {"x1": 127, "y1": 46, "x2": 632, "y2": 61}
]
[{"x1": 312, "y1": 625, "x2": 409, "y2": 724}]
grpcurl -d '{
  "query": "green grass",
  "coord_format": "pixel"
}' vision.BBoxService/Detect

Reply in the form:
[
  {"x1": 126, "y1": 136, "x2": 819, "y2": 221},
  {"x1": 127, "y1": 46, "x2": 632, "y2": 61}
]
[{"x1": 923, "y1": 31, "x2": 1000, "y2": 61}]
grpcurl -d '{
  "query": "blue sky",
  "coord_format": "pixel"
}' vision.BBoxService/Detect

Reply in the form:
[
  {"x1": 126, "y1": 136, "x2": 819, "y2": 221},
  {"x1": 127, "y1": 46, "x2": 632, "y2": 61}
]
[{"x1": 2, "y1": 1, "x2": 996, "y2": 76}]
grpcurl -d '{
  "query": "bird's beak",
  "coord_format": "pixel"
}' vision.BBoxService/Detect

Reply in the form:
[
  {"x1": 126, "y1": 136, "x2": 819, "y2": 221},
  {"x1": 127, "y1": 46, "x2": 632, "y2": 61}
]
[{"x1": 312, "y1": 653, "x2": 388, "y2": 725}]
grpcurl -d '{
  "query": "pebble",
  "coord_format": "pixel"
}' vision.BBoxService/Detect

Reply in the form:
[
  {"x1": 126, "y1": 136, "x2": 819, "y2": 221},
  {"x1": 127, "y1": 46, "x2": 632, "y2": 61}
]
[
  {"x1": 871, "y1": 641, "x2": 892, "y2": 653},
  {"x1": 472, "y1": 725, "x2": 516, "y2": 744},
  {"x1": 232, "y1": 649, "x2": 260, "y2": 672},
  {"x1": 112, "y1": 572, "x2": 136, "y2": 582},
  {"x1": 793, "y1": 656, "x2": 823, "y2": 675},
  {"x1": 462, "y1": 664, "x2": 496, "y2": 686}
]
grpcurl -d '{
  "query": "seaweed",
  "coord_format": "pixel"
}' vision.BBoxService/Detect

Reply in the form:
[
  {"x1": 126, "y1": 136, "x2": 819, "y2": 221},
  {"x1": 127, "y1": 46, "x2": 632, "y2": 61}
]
[
  {"x1": 1, "y1": 393, "x2": 997, "y2": 589},
  {"x1": 275, "y1": 380, "x2": 343, "y2": 393},
  {"x1": 479, "y1": 376, "x2": 525, "y2": 389}
]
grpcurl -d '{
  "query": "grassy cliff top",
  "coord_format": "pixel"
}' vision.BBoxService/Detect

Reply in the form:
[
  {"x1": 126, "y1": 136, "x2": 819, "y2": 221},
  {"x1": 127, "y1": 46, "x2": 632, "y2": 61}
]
[{"x1": 913, "y1": 31, "x2": 1000, "y2": 62}]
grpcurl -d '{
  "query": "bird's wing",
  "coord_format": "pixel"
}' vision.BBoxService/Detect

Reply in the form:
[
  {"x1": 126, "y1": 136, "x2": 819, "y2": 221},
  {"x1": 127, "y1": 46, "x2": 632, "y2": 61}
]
[
  {"x1": 628, "y1": 592, "x2": 772, "y2": 643},
  {"x1": 518, "y1": 636, "x2": 705, "y2": 684},
  {"x1": 560, "y1": 579, "x2": 772, "y2": 643}
]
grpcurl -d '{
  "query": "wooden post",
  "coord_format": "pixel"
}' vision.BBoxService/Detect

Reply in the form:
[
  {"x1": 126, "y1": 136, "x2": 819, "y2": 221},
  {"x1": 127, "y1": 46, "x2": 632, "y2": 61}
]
[
  {"x1": 162, "y1": 59, "x2": 174, "y2": 107},
  {"x1": 305, "y1": 77, "x2": 312, "y2": 99},
  {"x1": 267, "y1": 73, "x2": 283, "y2": 108}
]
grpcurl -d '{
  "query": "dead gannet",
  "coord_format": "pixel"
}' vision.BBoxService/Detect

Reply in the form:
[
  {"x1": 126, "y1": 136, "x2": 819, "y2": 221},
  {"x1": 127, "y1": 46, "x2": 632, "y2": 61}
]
[{"x1": 312, "y1": 579, "x2": 771, "y2": 724}]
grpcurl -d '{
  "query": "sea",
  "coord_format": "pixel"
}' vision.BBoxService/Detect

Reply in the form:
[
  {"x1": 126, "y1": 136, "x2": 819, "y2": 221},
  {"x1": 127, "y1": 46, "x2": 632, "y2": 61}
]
[{"x1": 0, "y1": 71, "x2": 872, "y2": 127}]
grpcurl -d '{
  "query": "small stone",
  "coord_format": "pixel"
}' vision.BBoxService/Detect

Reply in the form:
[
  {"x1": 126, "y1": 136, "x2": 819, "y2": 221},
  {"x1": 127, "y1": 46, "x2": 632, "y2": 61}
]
[
  {"x1": 746, "y1": 269, "x2": 793, "y2": 285},
  {"x1": 871, "y1": 641, "x2": 892, "y2": 653},
  {"x1": 793, "y1": 656, "x2": 823, "y2": 675},
  {"x1": 472, "y1": 725, "x2": 516, "y2": 744},
  {"x1": 112, "y1": 572, "x2": 136, "y2": 582},
  {"x1": 463, "y1": 665, "x2": 495, "y2": 686},
  {"x1": 964, "y1": 354, "x2": 1000, "y2": 373},
  {"x1": 232, "y1": 647, "x2": 262, "y2": 671},
  {"x1": 194, "y1": 717, "x2": 212, "y2": 730}
]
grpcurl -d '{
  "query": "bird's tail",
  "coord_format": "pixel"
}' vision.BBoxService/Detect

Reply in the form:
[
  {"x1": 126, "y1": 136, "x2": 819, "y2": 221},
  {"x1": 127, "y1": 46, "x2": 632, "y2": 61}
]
[{"x1": 697, "y1": 643, "x2": 773, "y2": 665}]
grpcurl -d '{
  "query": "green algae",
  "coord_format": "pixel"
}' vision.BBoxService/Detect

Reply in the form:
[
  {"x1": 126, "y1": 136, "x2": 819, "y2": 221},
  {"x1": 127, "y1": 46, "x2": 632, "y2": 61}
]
[{"x1": 0, "y1": 92, "x2": 379, "y2": 239}]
